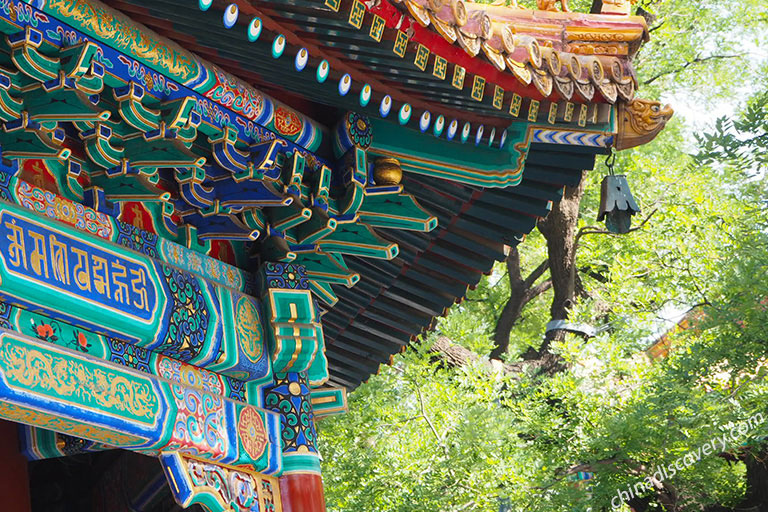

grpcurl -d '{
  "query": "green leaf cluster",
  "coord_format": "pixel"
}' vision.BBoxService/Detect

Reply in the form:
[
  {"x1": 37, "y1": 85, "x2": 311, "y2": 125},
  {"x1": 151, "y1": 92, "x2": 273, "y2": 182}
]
[{"x1": 319, "y1": 0, "x2": 768, "y2": 509}]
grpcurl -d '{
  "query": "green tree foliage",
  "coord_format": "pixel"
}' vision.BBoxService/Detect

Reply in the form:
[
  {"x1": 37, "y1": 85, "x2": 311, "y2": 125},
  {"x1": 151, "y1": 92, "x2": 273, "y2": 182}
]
[
  {"x1": 695, "y1": 88, "x2": 768, "y2": 177},
  {"x1": 319, "y1": 1, "x2": 768, "y2": 510}
]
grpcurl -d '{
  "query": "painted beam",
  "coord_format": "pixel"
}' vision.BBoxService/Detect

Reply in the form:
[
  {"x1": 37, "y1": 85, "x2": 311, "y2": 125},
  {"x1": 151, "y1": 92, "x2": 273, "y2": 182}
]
[
  {"x1": 160, "y1": 451, "x2": 283, "y2": 512},
  {"x1": 0, "y1": 328, "x2": 282, "y2": 473},
  {"x1": 0, "y1": 296, "x2": 248, "y2": 404},
  {"x1": 0, "y1": 199, "x2": 271, "y2": 382},
  {"x1": 368, "y1": 118, "x2": 531, "y2": 188},
  {"x1": 0, "y1": 173, "x2": 254, "y2": 293},
  {"x1": 28, "y1": 0, "x2": 326, "y2": 155},
  {"x1": 20, "y1": 424, "x2": 111, "y2": 460}
]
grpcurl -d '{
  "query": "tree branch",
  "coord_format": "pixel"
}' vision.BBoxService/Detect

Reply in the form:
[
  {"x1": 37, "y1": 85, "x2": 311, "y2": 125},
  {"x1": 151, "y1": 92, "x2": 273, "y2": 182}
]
[
  {"x1": 525, "y1": 279, "x2": 553, "y2": 302},
  {"x1": 575, "y1": 208, "x2": 658, "y2": 249},
  {"x1": 523, "y1": 259, "x2": 550, "y2": 289},
  {"x1": 412, "y1": 380, "x2": 449, "y2": 458},
  {"x1": 643, "y1": 54, "x2": 743, "y2": 85}
]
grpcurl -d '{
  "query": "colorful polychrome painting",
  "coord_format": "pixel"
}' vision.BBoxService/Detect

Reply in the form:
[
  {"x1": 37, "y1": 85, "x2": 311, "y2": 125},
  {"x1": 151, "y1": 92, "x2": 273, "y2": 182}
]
[{"x1": 3, "y1": 0, "x2": 762, "y2": 509}]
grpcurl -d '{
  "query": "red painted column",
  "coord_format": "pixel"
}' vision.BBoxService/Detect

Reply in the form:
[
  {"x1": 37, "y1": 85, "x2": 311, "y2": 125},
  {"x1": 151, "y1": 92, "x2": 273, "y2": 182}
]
[
  {"x1": 279, "y1": 473, "x2": 326, "y2": 512},
  {"x1": 0, "y1": 420, "x2": 32, "y2": 512}
]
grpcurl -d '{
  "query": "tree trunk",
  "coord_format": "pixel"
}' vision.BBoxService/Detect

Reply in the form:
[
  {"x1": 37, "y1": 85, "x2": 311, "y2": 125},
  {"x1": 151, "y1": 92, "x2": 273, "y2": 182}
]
[
  {"x1": 490, "y1": 249, "x2": 528, "y2": 360},
  {"x1": 538, "y1": 174, "x2": 586, "y2": 322},
  {"x1": 489, "y1": 172, "x2": 587, "y2": 365},
  {"x1": 744, "y1": 446, "x2": 768, "y2": 512},
  {"x1": 536, "y1": 173, "x2": 587, "y2": 344}
]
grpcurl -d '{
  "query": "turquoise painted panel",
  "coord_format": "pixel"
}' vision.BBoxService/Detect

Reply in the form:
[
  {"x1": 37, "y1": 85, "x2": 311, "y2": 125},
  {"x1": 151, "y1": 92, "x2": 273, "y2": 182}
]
[
  {"x1": 0, "y1": 174, "x2": 253, "y2": 293},
  {"x1": 0, "y1": 200, "x2": 271, "y2": 383},
  {"x1": 0, "y1": 298, "x2": 248, "y2": 402},
  {"x1": 0, "y1": 206, "x2": 160, "y2": 325},
  {"x1": 0, "y1": 328, "x2": 282, "y2": 474}
]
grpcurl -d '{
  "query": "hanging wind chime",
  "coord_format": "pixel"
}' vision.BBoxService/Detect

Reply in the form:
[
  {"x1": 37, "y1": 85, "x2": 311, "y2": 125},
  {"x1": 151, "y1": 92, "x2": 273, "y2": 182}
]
[{"x1": 597, "y1": 149, "x2": 641, "y2": 234}]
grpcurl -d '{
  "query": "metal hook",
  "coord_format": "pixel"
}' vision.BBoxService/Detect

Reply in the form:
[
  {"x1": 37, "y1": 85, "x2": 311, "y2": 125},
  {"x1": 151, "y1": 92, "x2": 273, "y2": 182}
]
[{"x1": 604, "y1": 148, "x2": 616, "y2": 176}]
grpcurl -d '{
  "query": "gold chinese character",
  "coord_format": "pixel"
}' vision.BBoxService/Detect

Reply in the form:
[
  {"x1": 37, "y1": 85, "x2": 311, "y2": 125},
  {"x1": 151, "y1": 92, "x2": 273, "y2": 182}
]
[
  {"x1": 349, "y1": 0, "x2": 365, "y2": 29},
  {"x1": 28, "y1": 230, "x2": 49, "y2": 278},
  {"x1": 71, "y1": 247, "x2": 91, "y2": 292},
  {"x1": 92, "y1": 255, "x2": 111, "y2": 299},
  {"x1": 578, "y1": 104, "x2": 588, "y2": 127},
  {"x1": 471, "y1": 76, "x2": 485, "y2": 101},
  {"x1": 414, "y1": 44, "x2": 429, "y2": 71},
  {"x1": 433, "y1": 56, "x2": 447, "y2": 80},
  {"x1": 112, "y1": 260, "x2": 128, "y2": 304},
  {"x1": 548, "y1": 102, "x2": 558, "y2": 124},
  {"x1": 564, "y1": 102, "x2": 575, "y2": 122},
  {"x1": 370, "y1": 15, "x2": 385, "y2": 42},
  {"x1": 393, "y1": 31, "x2": 409, "y2": 58},
  {"x1": 493, "y1": 86, "x2": 504, "y2": 110},
  {"x1": 528, "y1": 100, "x2": 540, "y2": 122},
  {"x1": 509, "y1": 94, "x2": 522, "y2": 117},
  {"x1": 5, "y1": 219, "x2": 27, "y2": 270},
  {"x1": 452, "y1": 66, "x2": 465, "y2": 89},
  {"x1": 49, "y1": 234, "x2": 70, "y2": 285},
  {"x1": 130, "y1": 267, "x2": 149, "y2": 311},
  {"x1": 325, "y1": 0, "x2": 340, "y2": 12}
]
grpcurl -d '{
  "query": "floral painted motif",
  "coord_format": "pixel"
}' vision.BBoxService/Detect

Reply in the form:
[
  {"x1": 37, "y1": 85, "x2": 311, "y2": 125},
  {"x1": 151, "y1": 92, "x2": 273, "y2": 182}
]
[
  {"x1": 264, "y1": 373, "x2": 316, "y2": 454},
  {"x1": 263, "y1": 262, "x2": 309, "y2": 290},
  {"x1": 347, "y1": 112, "x2": 372, "y2": 149},
  {"x1": 0, "y1": 171, "x2": 12, "y2": 202},
  {"x1": 163, "y1": 452, "x2": 281, "y2": 512},
  {"x1": 206, "y1": 69, "x2": 264, "y2": 122},
  {"x1": 108, "y1": 338, "x2": 152, "y2": 374},
  {"x1": 30, "y1": 319, "x2": 60, "y2": 343},
  {"x1": 69, "y1": 330, "x2": 92, "y2": 353},
  {"x1": 274, "y1": 107, "x2": 302, "y2": 137},
  {"x1": 262, "y1": 480, "x2": 277, "y2": 511},
  {"x1": 47, "y1": 0, "x2": 196, "y2": 79},
  {"x1": 227, "y1": 378, "x2": 247, "y2": 403},
  {"x1": 0, "y1": 301, "x2": 11, "y2": 330},
  {"x1": 116, "y1": 220, "x2": 158, "y2": 258}
]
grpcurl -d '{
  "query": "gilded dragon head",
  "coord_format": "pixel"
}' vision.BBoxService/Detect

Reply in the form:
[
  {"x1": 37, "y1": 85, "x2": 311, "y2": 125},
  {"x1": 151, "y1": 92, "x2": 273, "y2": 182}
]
[{"x1": 615, "y1": 98, "x2": 674, "y2": 150}]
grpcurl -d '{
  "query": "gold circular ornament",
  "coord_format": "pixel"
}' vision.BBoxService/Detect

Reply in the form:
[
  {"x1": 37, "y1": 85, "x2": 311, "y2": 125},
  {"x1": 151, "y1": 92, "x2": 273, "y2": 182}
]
[
  {"x1": 238, "y1": 407, "x2": 268, "y2": 460},
  {"x1": 568, "y1": 55, "x2": 582, "y2": 80},
  {"x1": 289, "y1": 382, "x2": 302, "y2": 396},
  {"x1": 589, "y1": 58, "x2": 605, "y2": 83},
  {"x1": 548, "y1": 50, "x2": 563, "y2": 75},
  {"x1": 453, "y1": 0, "x2": 468, "y2": 26},
  {"x1": 373, "y1": 157, "x2": 403, "y2": 185},
  {"x1": 235, "y1": 297, "x2": 263, "y2": 363}
]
